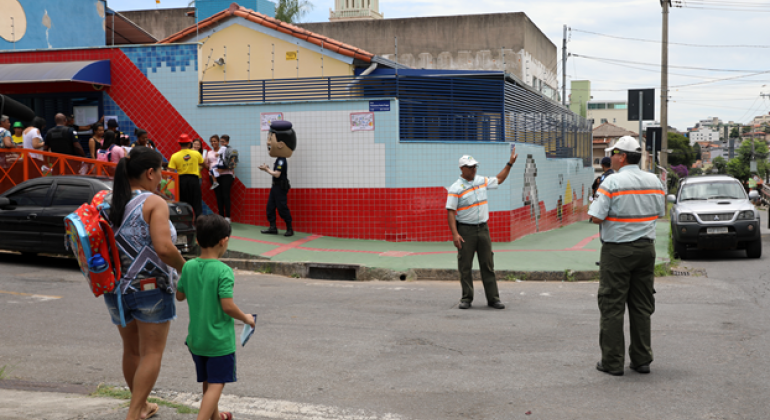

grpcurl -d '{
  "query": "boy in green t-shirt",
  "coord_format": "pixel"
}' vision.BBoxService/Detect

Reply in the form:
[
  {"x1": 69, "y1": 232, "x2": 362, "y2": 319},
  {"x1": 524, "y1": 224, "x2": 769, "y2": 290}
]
[{"x1": 177, "y1": 214, "x2": 255, "y2": 420}]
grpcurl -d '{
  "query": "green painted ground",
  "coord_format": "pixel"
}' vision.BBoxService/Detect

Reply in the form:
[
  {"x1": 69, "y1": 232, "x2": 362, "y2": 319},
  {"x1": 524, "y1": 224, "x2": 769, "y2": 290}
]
[{"x1": 227, "y1": 221, "x2": 672, "y2": 272}]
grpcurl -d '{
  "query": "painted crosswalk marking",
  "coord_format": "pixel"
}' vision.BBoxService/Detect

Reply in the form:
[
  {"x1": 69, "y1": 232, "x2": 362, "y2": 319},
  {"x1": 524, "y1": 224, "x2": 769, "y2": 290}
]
[{"x1": 170, "y1": 393, "x2": 410, "y2": 420}]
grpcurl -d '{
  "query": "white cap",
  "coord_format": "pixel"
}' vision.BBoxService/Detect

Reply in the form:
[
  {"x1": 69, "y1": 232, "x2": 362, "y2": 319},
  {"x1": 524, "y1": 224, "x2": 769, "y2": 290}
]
[
  {"x1": 459, "y1": 155, "x2": 479, "y2": 167},
  {"x1": 606, "y1": 135, "x2": 642, "y2": 153}
]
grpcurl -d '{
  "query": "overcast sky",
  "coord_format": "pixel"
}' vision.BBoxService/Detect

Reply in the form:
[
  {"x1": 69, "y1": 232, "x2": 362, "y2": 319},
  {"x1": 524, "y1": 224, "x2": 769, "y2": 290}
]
[{"x1": 109, "y1": 0, "x2": 770, "y2": 132}]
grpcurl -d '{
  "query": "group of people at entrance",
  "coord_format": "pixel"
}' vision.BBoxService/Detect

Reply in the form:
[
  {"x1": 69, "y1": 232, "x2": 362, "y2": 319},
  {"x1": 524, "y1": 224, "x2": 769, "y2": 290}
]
[
  {"x1": 446, "y1": 136, "x2": 665, "y2": 376},
  {"x1": 168, "y1": 133, "x2": 234, "y2": 222}
]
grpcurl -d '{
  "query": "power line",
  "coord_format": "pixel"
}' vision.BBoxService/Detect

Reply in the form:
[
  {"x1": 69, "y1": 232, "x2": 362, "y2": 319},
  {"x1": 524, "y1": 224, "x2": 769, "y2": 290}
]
[
  {"x1": 570, "y1": 28, "x2": 770, "y2": 49},
  {"x1": 677, "y1": 0, "x2": 770, "y2": 13},
  {"x1": 571, "y1": 53, "x2": 766, "y2": 73}
]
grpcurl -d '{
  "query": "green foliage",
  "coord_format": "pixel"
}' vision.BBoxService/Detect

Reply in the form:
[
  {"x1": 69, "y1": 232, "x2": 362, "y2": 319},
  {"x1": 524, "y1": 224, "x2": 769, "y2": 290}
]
[
  {"x1": 726, "y1": 139, "x2": 770, "y2": 183},
  {"x1": 275, "y1": 0, "x2": 314, "y2": 23},
  {"x1": 654, "y1": 263, "x2": 671, "y2": 277},
  {"x1": 689, "y1": 167, "x2": 703, "y2": 176},
  {"x1": 730, "y1": 127, "x2": 740, "y2": 138},
  {"x1": 712, "y1": 156, "x2": 727, "y2": 174},
  {"x1": 0, "y1": 365, "x2": 11, "y2": 380},
  {"x1": 693, "y1": 142, "x2": 702, "y2": 161},
  {"x1": 667, "y1": 132, "x2": 696, "y2": 167},
  {"x1": 743, "y1": 126, "x2": 752, "y2": 133}
]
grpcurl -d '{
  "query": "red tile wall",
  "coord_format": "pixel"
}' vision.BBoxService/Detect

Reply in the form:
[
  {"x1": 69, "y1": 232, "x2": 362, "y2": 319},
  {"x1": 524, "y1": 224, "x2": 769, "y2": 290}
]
[{"x1": 0, "y1": 48, "x2": 589, "y2": 242}]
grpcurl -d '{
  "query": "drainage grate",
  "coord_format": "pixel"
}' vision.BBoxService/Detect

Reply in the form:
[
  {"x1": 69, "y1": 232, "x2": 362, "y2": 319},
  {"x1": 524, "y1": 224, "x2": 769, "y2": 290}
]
[
  {"x1": 671, "y1": 268, "x2": 707, "y2": 277},
  {"x1": 307, "y1": 263, "x2": 358, "y2": 281},
  {"x1": 671, "y1": 268, "x2": 690, "y2": 276}
]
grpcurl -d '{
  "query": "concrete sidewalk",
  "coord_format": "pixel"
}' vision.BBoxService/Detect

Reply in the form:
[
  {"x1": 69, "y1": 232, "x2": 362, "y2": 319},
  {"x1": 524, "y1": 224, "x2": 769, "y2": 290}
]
[{"x1": 223, "y1": 220, "x2": 671, "y2": 281}]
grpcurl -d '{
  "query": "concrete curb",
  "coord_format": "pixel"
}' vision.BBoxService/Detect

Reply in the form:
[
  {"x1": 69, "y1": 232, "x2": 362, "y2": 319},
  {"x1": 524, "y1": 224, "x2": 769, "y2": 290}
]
[{"x1": 221, "y1": 258, "x2": 601, "y2": 282}]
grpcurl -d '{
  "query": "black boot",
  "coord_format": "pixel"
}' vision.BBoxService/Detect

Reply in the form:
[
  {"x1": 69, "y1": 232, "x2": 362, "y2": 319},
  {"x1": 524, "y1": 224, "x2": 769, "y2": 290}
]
[
  {"x1": 284, "y1": 223, "x2": 294, "y2": 237},
  {"x1": 261, "y1": 225, "x2": 278, "y2": 235}
]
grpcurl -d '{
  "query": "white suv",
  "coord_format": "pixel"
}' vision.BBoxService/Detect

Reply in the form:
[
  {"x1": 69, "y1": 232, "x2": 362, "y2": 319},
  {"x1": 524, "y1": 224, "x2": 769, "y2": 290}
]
[{"x1": 668, "y1": 175, "x2": 761, "y2": 259}]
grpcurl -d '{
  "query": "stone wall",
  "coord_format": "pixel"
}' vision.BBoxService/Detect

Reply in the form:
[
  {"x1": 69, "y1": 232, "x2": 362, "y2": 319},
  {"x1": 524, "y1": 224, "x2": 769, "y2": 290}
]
[
  {"x1": 299, "y1": 13, "x2": 558, "y2": 95},
  {"x1": 120, "y1": 8, "x2": 196, "y2": 42}
]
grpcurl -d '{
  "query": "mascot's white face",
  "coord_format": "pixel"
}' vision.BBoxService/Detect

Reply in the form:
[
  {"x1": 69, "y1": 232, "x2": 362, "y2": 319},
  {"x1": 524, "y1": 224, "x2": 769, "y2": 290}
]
[{"x1": 267, "y1": 132, "x2": 294, "y2": 158}]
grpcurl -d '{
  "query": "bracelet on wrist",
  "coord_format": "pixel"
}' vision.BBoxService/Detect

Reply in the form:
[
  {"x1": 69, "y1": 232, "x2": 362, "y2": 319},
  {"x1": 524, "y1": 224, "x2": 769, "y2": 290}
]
[{"x1": 506, "y1": 162, "x2": 513, "y2": 167}]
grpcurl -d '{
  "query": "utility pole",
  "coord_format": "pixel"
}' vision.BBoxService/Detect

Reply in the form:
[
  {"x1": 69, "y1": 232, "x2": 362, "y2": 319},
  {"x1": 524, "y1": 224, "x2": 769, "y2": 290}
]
[
  {"x1": 562, "y1": 24, "x2": 567, "y2": 106},
  {"x1": 660, "y1": 0, "x2": 671, "y2": 167}
]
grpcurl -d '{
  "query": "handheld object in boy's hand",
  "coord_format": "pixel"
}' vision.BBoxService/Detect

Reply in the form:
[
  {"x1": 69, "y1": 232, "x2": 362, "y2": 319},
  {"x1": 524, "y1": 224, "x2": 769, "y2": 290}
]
[{"x1": 240, "y1": 314, "x2": 257, "y2": 347}]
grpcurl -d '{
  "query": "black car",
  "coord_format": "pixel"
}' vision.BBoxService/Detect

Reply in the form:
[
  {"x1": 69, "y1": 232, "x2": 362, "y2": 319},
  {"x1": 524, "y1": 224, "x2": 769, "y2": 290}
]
[{"x1": 0, "y1": 176, "x2": 196, "y2": 256}]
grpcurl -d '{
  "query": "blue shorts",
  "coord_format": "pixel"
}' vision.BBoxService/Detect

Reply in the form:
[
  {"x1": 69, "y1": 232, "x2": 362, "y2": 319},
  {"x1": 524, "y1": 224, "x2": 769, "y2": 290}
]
[
  {"x1": 104, "y1": 288, "x2": 176, "y2": 326},
  {"x1": 189, "y1": 349, "x2": 237, "y2": 384}
]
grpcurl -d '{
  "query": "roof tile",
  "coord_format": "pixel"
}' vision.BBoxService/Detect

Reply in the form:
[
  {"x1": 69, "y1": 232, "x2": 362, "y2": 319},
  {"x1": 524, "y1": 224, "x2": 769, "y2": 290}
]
[{"x1": 158, "y1": 2, "x2": 374, "y2": 63}]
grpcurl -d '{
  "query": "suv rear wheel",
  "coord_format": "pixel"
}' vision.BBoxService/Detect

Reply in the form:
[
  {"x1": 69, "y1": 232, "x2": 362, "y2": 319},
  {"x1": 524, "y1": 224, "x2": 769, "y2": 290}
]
[{"x1": 746, "y1": 239, "x2": 762, "y2": 259}]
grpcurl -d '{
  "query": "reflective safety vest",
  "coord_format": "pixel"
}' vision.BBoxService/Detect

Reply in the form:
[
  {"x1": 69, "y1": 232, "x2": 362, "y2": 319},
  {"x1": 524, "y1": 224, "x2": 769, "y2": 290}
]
[
  {"x1": 446, "y1": 175, "x2": 499, "y2": 224},
  {"x1": 588, "y1": 165, "x2": 666, "y2": 243}
]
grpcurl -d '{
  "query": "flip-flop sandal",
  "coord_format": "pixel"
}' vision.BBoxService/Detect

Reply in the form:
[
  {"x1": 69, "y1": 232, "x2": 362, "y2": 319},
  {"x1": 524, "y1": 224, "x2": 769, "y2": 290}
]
[
  {"x1": 220, "y1": 412, "x2": 233, "y2": 420},
  {"x1": 142, "y1": 402, "x2": 159, "y2": 420}
]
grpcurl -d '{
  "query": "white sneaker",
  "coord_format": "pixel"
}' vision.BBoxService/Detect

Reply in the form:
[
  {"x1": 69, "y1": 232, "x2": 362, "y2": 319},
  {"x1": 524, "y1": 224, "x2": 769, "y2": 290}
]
[
  {"x1": 210, "y1": 182, "x2": 220, "y2": 190},
  {"x1": 225, "y1": 217, "x2": 231, "y2": 223}
]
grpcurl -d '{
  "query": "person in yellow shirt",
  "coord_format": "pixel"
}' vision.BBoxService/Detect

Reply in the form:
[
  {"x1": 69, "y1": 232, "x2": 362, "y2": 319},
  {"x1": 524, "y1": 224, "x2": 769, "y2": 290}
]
[
  {"x1": 168, "y1": 134, "x2": 205, "y2": 220},
  {"x1": 12, "y1": 122, "x2": 24, "y2": 146}
]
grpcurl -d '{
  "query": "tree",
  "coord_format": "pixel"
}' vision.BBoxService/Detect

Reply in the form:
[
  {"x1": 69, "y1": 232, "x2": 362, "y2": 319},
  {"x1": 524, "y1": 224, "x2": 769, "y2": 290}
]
[
  {"x1": 693, "y1": 142, "x2": 702, "y2": 161},
  {"x1": 742, "y1": 125, "x2": 752, "y2": 133},
  {"x1": 726, "y1": 138, "x2": 770, "y2": 184},
  {"x1": 712, "y1": 156, "x2": 727, "y2": 174},
  {"x1": 667, "y1": 132, "x2": 696, "y2": 168},
  {"x1": 275, "y1": 0, "x2": 314, "y2": 23},
  {"x1": 730, "y1": 127, "x2": 740, "y2": 138}
]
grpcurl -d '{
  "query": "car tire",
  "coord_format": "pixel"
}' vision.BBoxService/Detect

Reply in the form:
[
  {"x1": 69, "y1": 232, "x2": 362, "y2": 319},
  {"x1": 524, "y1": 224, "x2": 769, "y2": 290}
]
[
  {"x1": 673, "y1": 239, "x2": 688, "y2": 260},
  {"x1": 746, "y1": 239, "x2": 762, "y2": 259}
]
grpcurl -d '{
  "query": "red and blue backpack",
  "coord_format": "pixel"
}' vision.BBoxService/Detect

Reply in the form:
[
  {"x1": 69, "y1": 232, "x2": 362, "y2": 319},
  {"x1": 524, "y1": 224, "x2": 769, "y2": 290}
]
[{"x1": 64, "y1": 190, "x2": 121, "y2": 297}]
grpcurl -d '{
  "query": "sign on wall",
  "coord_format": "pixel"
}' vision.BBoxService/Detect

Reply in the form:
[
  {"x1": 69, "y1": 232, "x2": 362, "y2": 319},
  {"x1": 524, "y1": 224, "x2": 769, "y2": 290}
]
[
  {"x1": 369, "y1": 100, "x2": 390, "y2": 112},
  {"x1": 350, "y1": 112, "x2": 375, "y2": 131},
  {"x1": 260, "y1": 112, "x2": 284, "y2": 131},
  {"x1": 286, "y1": 51, "x2": 297, "y2": 60}
]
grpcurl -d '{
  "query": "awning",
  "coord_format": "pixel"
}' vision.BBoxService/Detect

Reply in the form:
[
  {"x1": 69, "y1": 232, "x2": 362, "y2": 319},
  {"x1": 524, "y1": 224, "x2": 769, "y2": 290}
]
[{"x1": 0, "y1": 60, "x2": 111, "y2": 86}]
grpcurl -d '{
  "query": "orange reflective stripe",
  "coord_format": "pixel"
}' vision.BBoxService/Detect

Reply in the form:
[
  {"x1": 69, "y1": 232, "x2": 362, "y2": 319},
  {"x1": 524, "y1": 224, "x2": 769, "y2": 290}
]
[
  {"x1": 458, "y1": 200, "x2": 487, "y2": 212},
  {"x1": 448, "y1": 193, "x2": 460, "y2": 198},
  {"x1": 612, "y1": 189, "x2": 665, "y2": 197},
  {"x1": 605, "y1": 216, "x2": 659, "y2": 223},
  {"x1": 599, "y1": 189, "x2": 665, "y2": 198},
  {"x1": 458, "y1": 180, "x2": 489, "y2": 197}
]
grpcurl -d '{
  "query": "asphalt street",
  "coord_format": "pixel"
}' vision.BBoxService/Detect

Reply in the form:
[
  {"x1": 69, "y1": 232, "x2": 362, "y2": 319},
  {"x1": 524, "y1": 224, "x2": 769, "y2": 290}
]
[{"x1": 1, "y1": 218, "x2": 770, "y2": 419}]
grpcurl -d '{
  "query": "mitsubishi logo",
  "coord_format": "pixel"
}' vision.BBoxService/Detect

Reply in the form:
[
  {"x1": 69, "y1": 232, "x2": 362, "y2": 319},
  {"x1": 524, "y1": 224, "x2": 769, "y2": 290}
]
[{"x1": 714, "y1": 216, "x2": 719, "y2": 221}]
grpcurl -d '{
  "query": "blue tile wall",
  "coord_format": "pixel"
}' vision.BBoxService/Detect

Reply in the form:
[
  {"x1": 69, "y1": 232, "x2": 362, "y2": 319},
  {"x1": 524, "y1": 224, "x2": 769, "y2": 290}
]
[{"x1": 121, "y1": 45, "x2": 197, "y2": 76}]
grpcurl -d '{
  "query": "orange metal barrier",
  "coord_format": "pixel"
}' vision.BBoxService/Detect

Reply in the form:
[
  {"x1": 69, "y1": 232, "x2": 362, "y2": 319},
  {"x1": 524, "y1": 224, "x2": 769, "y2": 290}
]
[{"x1": 0, "y1": 149, "x2": 180, "y2": 201}]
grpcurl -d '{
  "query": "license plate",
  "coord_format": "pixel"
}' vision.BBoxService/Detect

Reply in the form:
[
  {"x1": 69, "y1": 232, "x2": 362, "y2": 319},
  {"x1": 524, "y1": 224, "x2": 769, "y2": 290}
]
[
  {"x1": 707, "y1": 227, "x2": 728, "y2": 234},
  {"x1": 176, "y1": 236, "x2": 188, "y2": 245}
]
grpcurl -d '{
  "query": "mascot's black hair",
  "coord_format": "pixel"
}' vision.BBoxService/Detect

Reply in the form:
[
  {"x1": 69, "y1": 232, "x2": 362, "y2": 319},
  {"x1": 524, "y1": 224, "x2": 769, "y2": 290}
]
[{"x1": 269, "y1": 120, "x2": 297, "y2": 151}]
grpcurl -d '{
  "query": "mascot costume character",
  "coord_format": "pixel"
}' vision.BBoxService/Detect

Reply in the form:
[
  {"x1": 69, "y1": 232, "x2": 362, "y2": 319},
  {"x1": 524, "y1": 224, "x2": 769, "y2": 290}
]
[{"x1": 259, "y1": 120, "x2": 296, "y2": 236}]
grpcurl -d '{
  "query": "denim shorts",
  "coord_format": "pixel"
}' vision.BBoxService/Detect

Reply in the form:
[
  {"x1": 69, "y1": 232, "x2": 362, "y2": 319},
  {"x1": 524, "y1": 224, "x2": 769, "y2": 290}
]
[
  {"x1": 189, "y1": 349, "x2": 237, "y2": 384},
  {"x1": 104, "y1": 288, "x2": 176, "y2": 326}
]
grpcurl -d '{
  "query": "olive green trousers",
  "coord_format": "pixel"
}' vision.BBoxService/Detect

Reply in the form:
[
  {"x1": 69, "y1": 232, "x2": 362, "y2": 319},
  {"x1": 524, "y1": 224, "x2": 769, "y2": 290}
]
[
  {"x1": 457, "y1": 223, "x2": 500, "y2": 304},
  {"x1": 598, "y1": 240, "x2": 656, "y2": 372}
]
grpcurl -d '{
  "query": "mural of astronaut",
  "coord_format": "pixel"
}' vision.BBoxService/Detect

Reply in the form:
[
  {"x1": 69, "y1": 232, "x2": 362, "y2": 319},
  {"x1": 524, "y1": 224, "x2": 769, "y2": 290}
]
[{"x1": 522, "y1": 154, "x2": 540, "y2": 231}]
